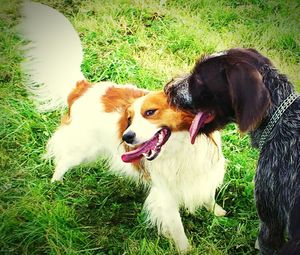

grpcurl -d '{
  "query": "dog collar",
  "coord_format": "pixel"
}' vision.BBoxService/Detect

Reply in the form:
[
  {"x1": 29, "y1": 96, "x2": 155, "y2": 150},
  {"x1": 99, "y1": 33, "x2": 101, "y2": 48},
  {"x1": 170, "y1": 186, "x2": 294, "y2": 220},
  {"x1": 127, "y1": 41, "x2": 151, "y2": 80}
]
[{"x1": 258, "y1": 93, "x2": 299, "y2": 150}]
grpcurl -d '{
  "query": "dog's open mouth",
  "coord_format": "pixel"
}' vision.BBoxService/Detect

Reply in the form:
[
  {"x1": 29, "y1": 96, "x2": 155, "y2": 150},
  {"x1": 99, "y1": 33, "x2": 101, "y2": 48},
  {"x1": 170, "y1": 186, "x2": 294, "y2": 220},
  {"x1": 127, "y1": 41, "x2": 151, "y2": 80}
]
[
  {"x1": 121, "y1": 127, "x2": 171, "y2": 163},
  {"x1": 189, "y1": 112, "x2": 214, "y2": 144}
]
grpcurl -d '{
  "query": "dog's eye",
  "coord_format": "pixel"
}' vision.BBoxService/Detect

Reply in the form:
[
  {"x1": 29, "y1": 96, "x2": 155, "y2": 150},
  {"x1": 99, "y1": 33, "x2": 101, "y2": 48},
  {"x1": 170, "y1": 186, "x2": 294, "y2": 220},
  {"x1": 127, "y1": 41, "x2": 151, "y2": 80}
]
[
  {"x1": 127, "y1": 116, "x2": 132, "y2": 126},
  {"x1": 144, "y1": 109, "x2": 157, "y2": 117}
]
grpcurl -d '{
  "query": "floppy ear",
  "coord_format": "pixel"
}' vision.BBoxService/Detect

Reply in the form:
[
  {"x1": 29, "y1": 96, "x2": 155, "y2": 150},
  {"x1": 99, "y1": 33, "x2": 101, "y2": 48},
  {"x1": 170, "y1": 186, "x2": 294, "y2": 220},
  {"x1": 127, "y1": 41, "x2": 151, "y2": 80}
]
[{"x1": 226, "y1": 62, "x2": 270, "y2": 132}]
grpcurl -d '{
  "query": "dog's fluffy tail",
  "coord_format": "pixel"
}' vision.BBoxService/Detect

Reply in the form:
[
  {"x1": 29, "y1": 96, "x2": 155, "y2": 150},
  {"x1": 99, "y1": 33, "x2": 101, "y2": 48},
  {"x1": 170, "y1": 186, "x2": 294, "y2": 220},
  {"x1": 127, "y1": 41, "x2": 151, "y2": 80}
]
[{"x1": 19, "y1": 1, "x2": 84, "y2": 111}]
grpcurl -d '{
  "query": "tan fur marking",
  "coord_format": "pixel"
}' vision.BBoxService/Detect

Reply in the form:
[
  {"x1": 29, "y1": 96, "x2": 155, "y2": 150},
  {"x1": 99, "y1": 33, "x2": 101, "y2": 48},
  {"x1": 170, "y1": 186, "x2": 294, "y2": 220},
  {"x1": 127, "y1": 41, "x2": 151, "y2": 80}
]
[
  {"x1": 102, "y1": 86, "x2": 148, "y2": 174},
  {"x1": 61, "y1": 80, "x2": 92, "y2": 125},
  {"x1": 140, "y1": 91, "x2": 220, "y2": 155},
  {"x1": 101, "y1": 86, "x2": 147, "y2": 138},
  {"x1": 102, "y1": 87, "x2": 147, "y2": 113},
  {"x1": 140, "y1": 91, "x2": 195, "y2": 131},
  {"x1": 68, "y1": 80, "x2": 92, "y2": 109},
  {"x1": 61, "y1": 114, "x2": 71, "y2": 125}
]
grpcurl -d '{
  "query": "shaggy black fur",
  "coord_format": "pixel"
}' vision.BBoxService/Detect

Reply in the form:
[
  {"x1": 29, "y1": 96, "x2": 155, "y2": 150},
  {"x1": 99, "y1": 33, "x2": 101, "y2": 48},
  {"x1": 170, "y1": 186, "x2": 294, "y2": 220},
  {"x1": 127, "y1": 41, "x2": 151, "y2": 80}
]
[
  {"x1": 251, "y1": 64, "x2": 300, "y2": 254},
  {"x1": 164, "y1": 48, "x2": 300, "y2": 254}
]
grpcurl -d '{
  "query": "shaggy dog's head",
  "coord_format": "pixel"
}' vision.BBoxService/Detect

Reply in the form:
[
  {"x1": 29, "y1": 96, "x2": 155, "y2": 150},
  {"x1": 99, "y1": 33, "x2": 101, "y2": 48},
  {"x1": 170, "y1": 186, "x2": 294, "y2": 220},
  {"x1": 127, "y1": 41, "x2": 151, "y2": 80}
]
[
  {"x1": 121, "y1": 91, "x2": 195, "y2": 162},
  {"x1": 164, "y1": 48, "x2": 272, "y2": 136}
]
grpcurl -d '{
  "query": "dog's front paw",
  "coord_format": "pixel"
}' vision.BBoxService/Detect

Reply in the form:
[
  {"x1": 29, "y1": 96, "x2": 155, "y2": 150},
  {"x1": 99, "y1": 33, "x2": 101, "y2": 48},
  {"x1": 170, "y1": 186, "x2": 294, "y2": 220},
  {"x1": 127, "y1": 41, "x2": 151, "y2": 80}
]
[
  {"x1": 163, "y1": 228, "x2": 190, "y2": 254},
  {"x1": 214, "y1": 203, "x2": 227, "y2": 217},
  {"x1": 255, "y1": 238, "x2": 260, "y2": 250},
  {"x1": 51, "y1": 175, "x2": 63, "y2": 183},
  {"x1": 177, "y1": 239, "x2": 190, "y2": 254}
]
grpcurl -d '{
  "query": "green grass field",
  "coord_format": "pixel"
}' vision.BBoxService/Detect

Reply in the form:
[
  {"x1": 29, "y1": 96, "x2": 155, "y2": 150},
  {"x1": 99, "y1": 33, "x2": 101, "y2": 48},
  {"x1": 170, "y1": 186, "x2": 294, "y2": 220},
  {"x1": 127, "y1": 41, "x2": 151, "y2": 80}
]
[{"x1": 0, "y1": 0, "x2": 299, "y2": 254}]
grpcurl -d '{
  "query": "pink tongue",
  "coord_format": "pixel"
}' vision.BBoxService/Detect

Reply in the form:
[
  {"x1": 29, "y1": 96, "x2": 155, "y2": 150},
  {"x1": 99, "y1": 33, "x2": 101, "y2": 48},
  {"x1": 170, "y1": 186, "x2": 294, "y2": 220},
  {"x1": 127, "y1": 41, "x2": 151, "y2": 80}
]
[
  {"x1": 121, "y1": 138, "x2": 157, "y2": 163},
  {"x1": 189, "y1": 112, "x2": 207, "y2": 144}
]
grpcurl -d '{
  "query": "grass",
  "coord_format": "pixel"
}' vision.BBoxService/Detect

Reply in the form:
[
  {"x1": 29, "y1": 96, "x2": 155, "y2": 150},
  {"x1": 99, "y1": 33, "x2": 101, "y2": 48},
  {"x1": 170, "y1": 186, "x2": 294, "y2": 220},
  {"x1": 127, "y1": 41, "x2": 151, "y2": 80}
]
[{"x1": 0, "y1": 0, "x2": 299, "y2": 254}]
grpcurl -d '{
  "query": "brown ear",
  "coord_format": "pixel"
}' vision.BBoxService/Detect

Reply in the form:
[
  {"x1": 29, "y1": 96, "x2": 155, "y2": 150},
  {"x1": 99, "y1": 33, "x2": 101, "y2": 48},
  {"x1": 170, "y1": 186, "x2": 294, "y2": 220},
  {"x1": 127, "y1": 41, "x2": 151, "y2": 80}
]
[{"x1": 226, "y1": 62, "x2": 270, "y2": 132}]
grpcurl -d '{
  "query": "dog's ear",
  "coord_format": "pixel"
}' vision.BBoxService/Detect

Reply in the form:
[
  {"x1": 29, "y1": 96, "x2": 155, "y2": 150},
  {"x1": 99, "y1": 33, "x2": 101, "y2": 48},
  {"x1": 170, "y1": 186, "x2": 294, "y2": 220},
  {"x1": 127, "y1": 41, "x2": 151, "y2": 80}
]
[{"x1": 226, "y1": 62, "x2": 270, "y2": 132}]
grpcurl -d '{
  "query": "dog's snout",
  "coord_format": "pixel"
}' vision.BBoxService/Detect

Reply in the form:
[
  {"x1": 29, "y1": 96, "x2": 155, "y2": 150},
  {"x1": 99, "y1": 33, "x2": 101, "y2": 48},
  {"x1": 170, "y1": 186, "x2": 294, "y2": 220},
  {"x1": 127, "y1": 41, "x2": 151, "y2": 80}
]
[{"x1": 122, "y1": 131, "x2": 136, "y2": 144}]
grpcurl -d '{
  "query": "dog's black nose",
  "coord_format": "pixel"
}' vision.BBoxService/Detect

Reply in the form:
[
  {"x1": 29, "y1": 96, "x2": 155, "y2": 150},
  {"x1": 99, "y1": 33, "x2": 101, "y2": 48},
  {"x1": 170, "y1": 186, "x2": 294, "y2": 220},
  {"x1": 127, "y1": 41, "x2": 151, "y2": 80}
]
[{"x1": 122, "y1": 131, "x2": 136, "y2": 144}]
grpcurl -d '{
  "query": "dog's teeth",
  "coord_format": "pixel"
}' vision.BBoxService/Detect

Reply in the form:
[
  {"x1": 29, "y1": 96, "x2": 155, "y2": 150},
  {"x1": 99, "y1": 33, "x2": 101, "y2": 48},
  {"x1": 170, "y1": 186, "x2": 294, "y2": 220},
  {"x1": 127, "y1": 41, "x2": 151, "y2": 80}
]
[
  {"x1": 143, "y1": 151, "x2": 152, "y2": 158},
  {"x1": 146, "y1": 150, "x2": 153, "y2": 159},
  {"x1": 158, "y1": 135, "x2": 163, "y2": 143}
]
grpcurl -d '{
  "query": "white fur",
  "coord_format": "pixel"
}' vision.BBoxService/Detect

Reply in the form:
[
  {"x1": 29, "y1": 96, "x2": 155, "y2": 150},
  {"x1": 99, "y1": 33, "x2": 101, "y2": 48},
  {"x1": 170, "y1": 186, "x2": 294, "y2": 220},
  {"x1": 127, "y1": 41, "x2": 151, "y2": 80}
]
[
  {"x1": 144, "y1": 136, "x2": 226, "y2": 251},
  {"x1": 19, "y1": 1, "x2": 84, "y2": 111},
  {"x1": 46, "y1": 82, "x2": 142, "y2": 182},
  {"x1": 204, "y1": 51, "x2": 228, "y2": 61},
  {"x1": 47, "y1": 90, "x2": 226, "y2": 251},
  {"x1": 20, "y1": 2, "x2": 226, "y2": 252},
  {"x1": 125, "y1": 105, "x2": 226, "y2": 250}
]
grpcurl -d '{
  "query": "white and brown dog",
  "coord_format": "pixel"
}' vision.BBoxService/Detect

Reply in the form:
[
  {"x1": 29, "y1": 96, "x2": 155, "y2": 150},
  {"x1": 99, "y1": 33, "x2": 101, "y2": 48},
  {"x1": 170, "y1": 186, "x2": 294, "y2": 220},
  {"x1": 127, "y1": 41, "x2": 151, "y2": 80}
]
[{"x1": 20, "y1": 1, "x2": 226, "y2": 252}]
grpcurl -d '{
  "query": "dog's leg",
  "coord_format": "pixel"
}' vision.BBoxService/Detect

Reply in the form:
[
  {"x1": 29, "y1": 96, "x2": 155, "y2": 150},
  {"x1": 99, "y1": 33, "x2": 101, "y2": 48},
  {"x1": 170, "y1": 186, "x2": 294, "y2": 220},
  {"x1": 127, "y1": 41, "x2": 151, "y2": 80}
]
[
  {"x1": 144, "y1": 186, "x2": 190, "y2": 253},
  {"x1": 46, "y1": 125, "x2": 103, "y2": 182},
  {"x1": 277, "y1": 239, "x2": 300, "y2": 255},
  {"x1": 277, "y1": 196, "x2": 300, "y2": 255},
  {"x1": 258, "y1": 221, "x2": 285, "y2": 255},
  {"x1": 213, "y1": 203, "x2": 227, "y2": 217},
  {"x1": 204, "y1": 197, "x2": 226, "y2": 217},
  {"x1": 51, "y1": 164, "x2": 67, "y2": 182},
  {"x1": 50, "y1": 148, "x2": 100, "y2": 182},
  {"x1": 288, "y1": 196, "x2": 300, "y2": 241},
  {"x1": 255, "y1": 238, "x2": 260, "y2": 250},
  {"x1": 51, "y1": 160, "x2": 77, "y2": 182}
]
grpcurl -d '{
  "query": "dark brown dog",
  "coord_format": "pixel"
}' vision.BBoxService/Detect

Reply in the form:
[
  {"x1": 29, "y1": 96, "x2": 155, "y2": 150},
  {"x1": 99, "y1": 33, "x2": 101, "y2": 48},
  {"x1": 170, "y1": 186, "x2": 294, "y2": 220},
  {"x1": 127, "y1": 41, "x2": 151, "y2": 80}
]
[{"x1": 165, "y1": 48, "x2": 300, "y2": 254}]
